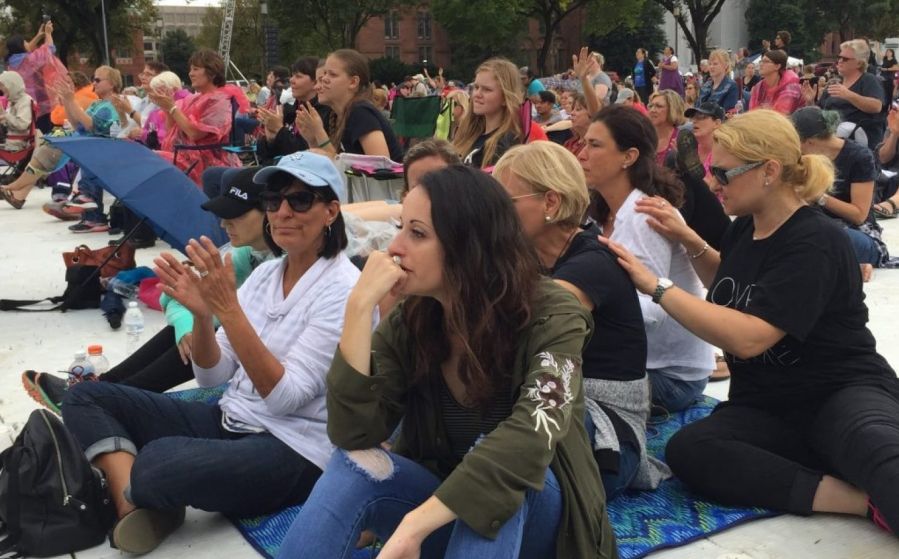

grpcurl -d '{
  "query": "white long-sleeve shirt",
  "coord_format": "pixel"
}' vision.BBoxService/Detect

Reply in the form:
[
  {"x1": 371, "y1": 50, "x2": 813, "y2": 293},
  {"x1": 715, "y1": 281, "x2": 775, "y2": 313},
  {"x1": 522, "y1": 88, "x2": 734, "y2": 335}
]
[
  {"x1": 609, "y1": 188, "x2": 715, "y2": 380},
  {"x1": 193, "y1": 253, "x2": 362, "y2": 470}
]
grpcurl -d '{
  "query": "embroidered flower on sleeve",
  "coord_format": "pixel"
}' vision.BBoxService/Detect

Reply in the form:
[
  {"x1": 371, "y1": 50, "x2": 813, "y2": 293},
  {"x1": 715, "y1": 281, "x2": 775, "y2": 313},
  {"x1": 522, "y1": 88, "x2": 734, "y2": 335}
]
[{"x1": 525, "y1": 352, "x2": 575, "y2": 449}]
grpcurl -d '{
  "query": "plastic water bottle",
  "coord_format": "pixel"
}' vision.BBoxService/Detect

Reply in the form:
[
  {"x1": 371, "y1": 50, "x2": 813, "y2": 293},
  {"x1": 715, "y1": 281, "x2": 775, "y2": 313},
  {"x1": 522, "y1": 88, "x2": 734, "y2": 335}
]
[
  {"x1": 67, "y1": 351, "x2": 95, "y2": 387},
  {"x1": 734, "y1": 99, "x2": 743, "y2": 114},
  {"x1": 124, "y1": 301, "x2": 145, "y2": 355},
  {"x1": 87, "y1": 345, "x2": 110, "y2": 376}
]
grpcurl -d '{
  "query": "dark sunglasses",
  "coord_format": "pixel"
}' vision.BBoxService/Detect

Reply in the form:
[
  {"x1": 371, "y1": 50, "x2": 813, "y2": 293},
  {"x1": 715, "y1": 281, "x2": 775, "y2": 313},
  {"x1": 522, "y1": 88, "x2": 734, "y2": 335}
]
[
  {"x1": 260, "y1": 190, "x2": 320, "y2": 213},
  {"x1": 92, "y1": 77, "x2": 103, "y2": 83},
  {"x1": 837, "y1": 56, "x2": 854, "y2": 63},
  {"x1": 710, "y1": 161, "x2": 764, "y2": 185}
]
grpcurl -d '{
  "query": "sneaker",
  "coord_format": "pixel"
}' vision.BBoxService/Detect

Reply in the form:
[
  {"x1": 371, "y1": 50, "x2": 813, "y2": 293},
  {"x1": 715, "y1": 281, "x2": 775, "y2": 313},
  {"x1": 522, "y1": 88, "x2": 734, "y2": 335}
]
[
  {"x1": 111, "y1": 507, "x2": 186, "y2": 554},
  {"x1": 51, "y1": 192, "x2": 70, "y2": 203},
  {"x1": 21, "y1": 371, "x2": 69, "y2": 415},
  {"x1": 675, "y1": 128, "x2": 706, "y2": 183},
  {"x1": 42, "y1": 202, "x2": 82, "y2": 221},
  {"x1": 69, "y1": 220, "x2": 110, "y2": 233},
  {"x1": 0, "y1": 187, "x2": 24, "y2": 209},
  {"x1": 68, "y1": 194, "x2": 99, "y2": 209}
]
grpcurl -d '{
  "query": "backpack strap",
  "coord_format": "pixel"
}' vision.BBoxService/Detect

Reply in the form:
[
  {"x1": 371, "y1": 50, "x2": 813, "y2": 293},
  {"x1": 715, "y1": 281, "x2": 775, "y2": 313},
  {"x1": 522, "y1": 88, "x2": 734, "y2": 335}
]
[{"x1": 0, "y1": 297, "x2": 65, "y2": 312}]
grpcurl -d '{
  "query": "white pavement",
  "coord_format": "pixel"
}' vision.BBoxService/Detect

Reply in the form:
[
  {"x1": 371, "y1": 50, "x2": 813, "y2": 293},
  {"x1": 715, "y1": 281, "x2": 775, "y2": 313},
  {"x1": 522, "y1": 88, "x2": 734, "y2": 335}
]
[{"x1": 1, "y1": 185, "x2": 898, "y2": 558}]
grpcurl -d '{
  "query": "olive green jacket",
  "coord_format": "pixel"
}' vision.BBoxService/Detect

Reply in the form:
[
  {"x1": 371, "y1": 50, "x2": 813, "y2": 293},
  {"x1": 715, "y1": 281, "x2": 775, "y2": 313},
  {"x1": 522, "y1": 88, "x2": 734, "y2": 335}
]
[{"x1": 327, "y1": 279, "x2": 617, "y2": 558}]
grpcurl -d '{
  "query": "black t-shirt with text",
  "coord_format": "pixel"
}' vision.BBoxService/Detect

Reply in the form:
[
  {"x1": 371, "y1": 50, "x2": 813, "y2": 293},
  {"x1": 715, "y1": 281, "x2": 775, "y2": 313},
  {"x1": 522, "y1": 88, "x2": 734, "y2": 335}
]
[
  {"x1": 710, "y1": 207, "x2": 894, "y2": 410},
  {"x1": 552, "y1": 229, "x2": 647, "y2": 381}
]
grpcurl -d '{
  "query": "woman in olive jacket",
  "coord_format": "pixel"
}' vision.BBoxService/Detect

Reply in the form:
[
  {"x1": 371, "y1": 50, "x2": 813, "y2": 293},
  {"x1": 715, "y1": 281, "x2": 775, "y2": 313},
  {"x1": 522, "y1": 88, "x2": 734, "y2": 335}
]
[{"x1": 278, "y1": 165, "x2": 616, "y2": 559}]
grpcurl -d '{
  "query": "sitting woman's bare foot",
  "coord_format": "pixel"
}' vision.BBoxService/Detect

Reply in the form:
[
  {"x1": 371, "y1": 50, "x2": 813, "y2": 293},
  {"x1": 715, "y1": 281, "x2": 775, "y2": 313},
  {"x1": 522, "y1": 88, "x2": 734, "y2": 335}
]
[{"x1": 861, "y1": 263, "x2": 874, "y2": 283}]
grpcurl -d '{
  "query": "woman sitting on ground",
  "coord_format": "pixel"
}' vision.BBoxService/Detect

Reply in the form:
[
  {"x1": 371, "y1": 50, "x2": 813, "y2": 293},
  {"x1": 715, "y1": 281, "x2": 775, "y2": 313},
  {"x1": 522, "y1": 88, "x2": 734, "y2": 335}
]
[
  {"x1": 698, "y1": 49, "x2": 739, "y2": 112},
  {"x1": 61, "y1": 152, "x2": 360, "y2": 554},
  {"x1": 563, "y1": 92, "x2": 592, "y2": 158},
  {"x1": 149, "y1": 48, "x2": 240, "y2": 186},
  {"x1": 603, "y1": 108, "x2": 899, "y2": 540},
  {"x1": 578, "y1": 105, "x2": 714, "y2": 413},
  {"x1": 23, "y1": 167, "x2": 275, "y2": 412},
  {"x1": 0, "y1": 66, "x2": 123, "y2": 209},
  {"x1": 791, "y1": 107, "x2": 887, "y2": 280},
  {"x1": 453, "y1": 57, "x2": 527, "y2": 168},
  {"x1": 749, "y1": 49, "x2": 803, "y2": 115},
  {"x1": 647, "y1": 89, "x2": 686, "y2": 166},
  {"x1": 0, "y1": 71, "x2": 35, "y2": 152},
  {"x1": 494, "y1": 141, "x2": 669, "y2": 499},
  {"x1": 294, "y1": 49, "x2": 403, "y2": 162},
  {"x1": 277, "y1": 165, "x2": 616, "y2": 559}
]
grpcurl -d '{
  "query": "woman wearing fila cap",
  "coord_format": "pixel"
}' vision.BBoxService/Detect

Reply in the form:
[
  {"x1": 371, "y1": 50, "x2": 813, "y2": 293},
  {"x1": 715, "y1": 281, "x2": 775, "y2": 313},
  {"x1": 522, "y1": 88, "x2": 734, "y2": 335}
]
[
  {"x1": 23, "y1": 167, "x2": 274, "y2": 412},
  {"x1": 61, "y1": 152, "x2": 360, "y2": 554}
]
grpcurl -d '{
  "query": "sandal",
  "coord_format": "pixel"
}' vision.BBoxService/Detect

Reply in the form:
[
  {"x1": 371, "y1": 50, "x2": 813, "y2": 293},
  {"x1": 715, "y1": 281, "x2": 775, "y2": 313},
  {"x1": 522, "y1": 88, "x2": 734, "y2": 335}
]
[
  {"x1": 0, "y1": 188, "x2": 25, "y2": 210},
  {"x1": 111, "y1": 507, "x2": 185, "y2": 554},
  {"x1": 874, "y1": 199, "x2": 898, "y2": 219},
  {"x1": 709, "y1": 355, "x2": 731, "y2": 382}
]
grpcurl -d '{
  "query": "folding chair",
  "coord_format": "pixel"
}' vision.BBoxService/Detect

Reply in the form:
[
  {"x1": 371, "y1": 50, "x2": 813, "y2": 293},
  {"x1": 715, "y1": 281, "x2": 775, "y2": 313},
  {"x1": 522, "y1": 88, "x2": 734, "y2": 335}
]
[
  {"x1": 390, "y1": 96, "x2": 442, "y2": 140},
  {"x1": 172, "y1": 97, "x2": 258, "y2": 176},
  {"x1": 0, "y1": 100, "x2": 38, "y2": 185}
]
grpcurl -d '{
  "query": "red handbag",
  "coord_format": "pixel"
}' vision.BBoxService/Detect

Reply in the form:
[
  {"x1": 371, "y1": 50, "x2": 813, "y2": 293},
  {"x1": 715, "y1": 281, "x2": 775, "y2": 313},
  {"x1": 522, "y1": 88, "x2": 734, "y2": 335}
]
[{"x1": 62, "y1": 244, "x2": 136, "y2": 279}]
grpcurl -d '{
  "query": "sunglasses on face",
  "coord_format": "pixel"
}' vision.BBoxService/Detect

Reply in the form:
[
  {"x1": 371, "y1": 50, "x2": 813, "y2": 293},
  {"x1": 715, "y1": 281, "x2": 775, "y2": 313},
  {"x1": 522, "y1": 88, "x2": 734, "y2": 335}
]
[
  {"x1": 92, "y1": 77, "x2": 103, "y2": 83},
  {"x1": 837, "y1": 56, "x2": 854, "y2": 63},
  {"x1": 710, "y1": 161, "x2": 764, "y2": 185},
  {"x1": 260, "y1": 190, "x2": 320, "y2": 213}
]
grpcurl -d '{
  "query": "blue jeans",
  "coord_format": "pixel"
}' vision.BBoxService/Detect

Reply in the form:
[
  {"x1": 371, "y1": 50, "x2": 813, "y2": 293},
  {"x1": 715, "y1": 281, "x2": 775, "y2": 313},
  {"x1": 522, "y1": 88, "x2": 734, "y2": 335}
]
[
  {"x1": 844, "y1": 227, "x2": 880, "y2": 266},
  {"x1": 277, "y1": 449, "x2": 562, "y2": 559},
  {"x1": 78, "y1": 169, "x2": 105, "y2": 223},
  {"x1": 648, "y1": 370, "x2": 708, "y2": 413},
  {"x1": 62, "y1": 382, "x2": 321, "y2": 516},
  {"x1": 584, "y1": 413, "x2": 641, "y2": 500},
  {"x1": 201, "y1": 166, "x2": 245, "y2": 200}
]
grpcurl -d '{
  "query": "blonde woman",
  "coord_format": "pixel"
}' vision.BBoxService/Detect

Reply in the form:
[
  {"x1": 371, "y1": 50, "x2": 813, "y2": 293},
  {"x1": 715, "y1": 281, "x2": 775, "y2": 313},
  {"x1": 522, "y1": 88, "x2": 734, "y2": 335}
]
[
  {"x1": 453, "y1": 57, "x2": 524, "y2": 168},
  {"x1": 697, "y1": 49, "x2": 739, "y2": 112},
  {"x1": 494, "y1": 141, "x2": 669, "y2": 499},
  {"x1": 603, "y1": 109, "x2": 899, "y2": 538}
]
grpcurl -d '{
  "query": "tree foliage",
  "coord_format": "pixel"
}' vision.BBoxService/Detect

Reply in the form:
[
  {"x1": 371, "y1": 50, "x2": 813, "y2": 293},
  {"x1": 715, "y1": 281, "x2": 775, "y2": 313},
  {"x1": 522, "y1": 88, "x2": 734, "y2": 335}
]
[
  {"x1": 588, "y1": 0, "x2": 666, "y2": 77},
  {"x1": 746, "y1": 0, "x2": 814, "y2": 57},
  {"x1": 196, "y1": 0, "x2": 267, "y2": 79},
  {"x1": 652, "y1": 0, "x2": 727, "y2": 64},
  {"x1": 160, "y1": 29, "x2": 195, "y2": 82},
  {"x1": 0, "y1": 0, "x2": 156, "y2": 66},
  {"x1": 268, "y1": 0, "x2": 413, "y2": 51}
]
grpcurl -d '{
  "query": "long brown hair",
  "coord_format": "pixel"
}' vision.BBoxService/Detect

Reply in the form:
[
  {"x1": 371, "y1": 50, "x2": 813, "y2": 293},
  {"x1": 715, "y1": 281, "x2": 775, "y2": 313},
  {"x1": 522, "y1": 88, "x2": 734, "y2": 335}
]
[
  {"x1": 588, "y1": 105, "x2": 684, "y2": 224},
  {"x1": 403, "y1": 166, "x2": 540, "y2": 407},
  {"x1": 326, "y1": 49, "x2": 373, "y2": 150},
  {"x1": 452, "y1": 58, "x2": 523, "y2": 168}
]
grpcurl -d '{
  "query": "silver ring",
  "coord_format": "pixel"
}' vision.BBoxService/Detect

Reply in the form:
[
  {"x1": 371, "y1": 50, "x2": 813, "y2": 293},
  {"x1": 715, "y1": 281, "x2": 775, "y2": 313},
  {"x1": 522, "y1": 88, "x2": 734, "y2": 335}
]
[
  {"x1": 198, "y1": 270, "x2": 209, "y2": 278},
  {"x1": 392, "y1": 255, "x2": 401, "y2": 265}
]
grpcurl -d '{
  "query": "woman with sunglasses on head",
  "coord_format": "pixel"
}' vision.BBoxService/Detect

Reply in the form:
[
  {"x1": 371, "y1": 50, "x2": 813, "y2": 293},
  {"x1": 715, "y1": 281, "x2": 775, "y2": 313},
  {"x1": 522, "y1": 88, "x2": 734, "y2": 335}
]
[
  {"x1": 602, "y1": 109, "x2": 899, "y2": 539},
  {"x1": 791, "y1": 107, "x2": 887, "y2": 281},
  {"x1": 293, "y1": 49, "x2": 403, "y2": 162},
  {"x1": 61, "y1": 152, "x2": 360, "y2": 554},
  {"x1": 494, "y1": 142, "x2": 669, "y2": 500},
  {"x1": 578, "y1": 105, "x2": 715, "y2": 413},
  {"x1": 1, "y1": 65, "x2": 123, "y2": 209},
  {"x1": 278, "y1": 165, "x2": 616, "y2": 559}
]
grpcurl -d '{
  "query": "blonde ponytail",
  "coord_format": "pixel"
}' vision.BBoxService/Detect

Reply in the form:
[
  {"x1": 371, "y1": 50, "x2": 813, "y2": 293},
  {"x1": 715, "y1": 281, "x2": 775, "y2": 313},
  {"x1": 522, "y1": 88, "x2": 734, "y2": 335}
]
[{"x1": 788, "y1": 154, "x2": 834, "y2": 203}]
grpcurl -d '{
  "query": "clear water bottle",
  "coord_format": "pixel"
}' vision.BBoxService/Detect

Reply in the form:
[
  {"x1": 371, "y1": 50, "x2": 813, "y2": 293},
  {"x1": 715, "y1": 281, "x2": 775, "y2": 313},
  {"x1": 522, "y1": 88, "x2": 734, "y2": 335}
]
[
  {"x1": 124, "y1": 301, "x2": 145, "y2": 355},
  {"x1": 87, "y1": 344, "x2": 110, "y2": 376},
  {"x1": 67, "y1": 350, "x2": 96, "y2": 387},
  {"x1": 734, "y1": 99, "x2": 744, "y2": 114}
]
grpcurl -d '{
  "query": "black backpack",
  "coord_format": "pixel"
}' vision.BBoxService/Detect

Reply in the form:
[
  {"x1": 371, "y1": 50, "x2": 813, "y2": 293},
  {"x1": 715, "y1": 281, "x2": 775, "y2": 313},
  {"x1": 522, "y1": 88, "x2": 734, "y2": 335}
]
[{"x1": 0, "y1": 410, "x2": 115, "y2": 557}]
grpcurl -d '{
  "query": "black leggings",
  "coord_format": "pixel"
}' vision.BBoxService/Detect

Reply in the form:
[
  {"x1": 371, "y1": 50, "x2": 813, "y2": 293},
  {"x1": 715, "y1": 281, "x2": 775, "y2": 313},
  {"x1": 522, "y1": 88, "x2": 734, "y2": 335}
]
[
  {"x1": 666, "y1": 384, "x2": 899, "y2": 529},
  {"x1": 99, "y1": 325, "x2": 194, "y2": 392}
]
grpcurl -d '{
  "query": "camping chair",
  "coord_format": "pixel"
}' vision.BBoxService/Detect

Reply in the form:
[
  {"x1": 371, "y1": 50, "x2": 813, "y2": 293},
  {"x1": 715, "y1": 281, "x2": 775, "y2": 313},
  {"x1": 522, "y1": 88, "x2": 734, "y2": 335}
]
[
  {"x1": 172, "y1": 97, "x2": 258, "y2": 175},
  {"x1": 390, "y1": 95, "x2": 442, "y2": 141},
  {"x1": 0, "y1": 100, "x2": 38, "y2": 185}
]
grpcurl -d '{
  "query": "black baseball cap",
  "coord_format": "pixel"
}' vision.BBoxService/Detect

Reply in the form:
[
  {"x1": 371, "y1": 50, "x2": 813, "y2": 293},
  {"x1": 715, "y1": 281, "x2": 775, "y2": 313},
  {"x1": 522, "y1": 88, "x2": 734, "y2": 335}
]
[
  {"x1": 684, "y1": 101, "x2": 725, "y2": 121},
  {"x1": 201, "y1": 167, "x2": 264, "y2": 219}
]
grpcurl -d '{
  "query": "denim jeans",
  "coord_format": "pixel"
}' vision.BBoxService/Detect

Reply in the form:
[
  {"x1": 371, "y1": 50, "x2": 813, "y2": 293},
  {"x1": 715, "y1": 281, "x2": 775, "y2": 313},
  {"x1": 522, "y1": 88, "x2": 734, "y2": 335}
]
[
  {"x1": 584, "y1": 413, "x2": 641, "y2": 500},
  {"x1": 277, "y1": 449, "x2": 562, "y2": 559},
  {"x1": 201, "y1": 166, "x2": 245, "y2": 200},
  {"x1": 78, "y1": 170, "x2": 105, "y2": 223},
  {"x1": 648, "y1": 370, "x2": 708, "y2": 413},
  {"x1": 62, "y1": 382, "x2": 321, "y2": 516},
  {"x1": 844, "y1": 227, "x2": 881, "y2": 266}
]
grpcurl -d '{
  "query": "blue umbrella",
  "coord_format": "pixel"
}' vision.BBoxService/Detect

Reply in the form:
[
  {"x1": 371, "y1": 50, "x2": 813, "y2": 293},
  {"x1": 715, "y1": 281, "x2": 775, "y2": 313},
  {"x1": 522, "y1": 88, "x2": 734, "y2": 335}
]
[{"x1": 45, "y1": 136, "x2": 228, "y2": 253}]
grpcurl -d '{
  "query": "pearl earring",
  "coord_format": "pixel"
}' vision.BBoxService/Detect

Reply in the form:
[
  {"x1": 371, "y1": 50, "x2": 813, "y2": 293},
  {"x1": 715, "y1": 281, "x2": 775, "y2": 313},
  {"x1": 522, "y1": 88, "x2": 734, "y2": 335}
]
[{"x1": 544, "y1": 215, "x2": 552, "y2": 223}]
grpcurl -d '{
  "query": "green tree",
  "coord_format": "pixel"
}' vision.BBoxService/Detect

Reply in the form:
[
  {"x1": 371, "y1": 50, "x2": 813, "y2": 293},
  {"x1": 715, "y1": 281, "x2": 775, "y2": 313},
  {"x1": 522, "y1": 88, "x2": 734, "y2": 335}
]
[
  {"x1": 802, "y1": 0, "x2": 896, "y2": 45},
  {"x1": 0, "y1": 0, "x2": 156, "y2": 66},
  {"x1": 268, "y1": 0, "x2": 413, "y2": 51},
  {"x1": 196, "y1": 0, "x2": 267, "y2": 79},
  {"x1": 746, "y1": 0, "x2": 815, "y2": 57},
  {"x1": 588, "y1": 0, "x2": 666, "y2": 77},
  {"x1": 653, "y1": 0, "x2": 727, "y2": 64},
  {"x1": 160, "y1": 29, "x2": 195, "y2": 81}
]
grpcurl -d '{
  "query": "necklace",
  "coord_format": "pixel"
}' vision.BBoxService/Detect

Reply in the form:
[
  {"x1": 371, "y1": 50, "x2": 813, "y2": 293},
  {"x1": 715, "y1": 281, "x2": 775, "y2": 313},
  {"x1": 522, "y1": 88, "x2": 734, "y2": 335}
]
[{"x1": 548, "y1": 229, "x2": 579, "y2": 271}]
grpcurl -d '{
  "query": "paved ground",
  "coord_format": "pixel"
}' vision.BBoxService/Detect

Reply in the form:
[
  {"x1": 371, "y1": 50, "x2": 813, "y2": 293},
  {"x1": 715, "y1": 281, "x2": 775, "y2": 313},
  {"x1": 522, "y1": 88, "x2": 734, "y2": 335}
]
[{"x1": 1, "y1": 185, "x2": 898, "y2": 558}]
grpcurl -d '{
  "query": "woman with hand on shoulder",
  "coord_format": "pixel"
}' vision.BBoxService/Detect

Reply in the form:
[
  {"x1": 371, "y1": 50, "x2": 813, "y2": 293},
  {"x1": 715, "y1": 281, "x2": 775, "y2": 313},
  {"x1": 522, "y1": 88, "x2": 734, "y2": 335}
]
[
  {"x1": 603, "y1": 109, "x2": 899, "y2": 538},
  {"x1": 453, "y1": 58, "x2": 526, "y2": 168},
  {"x1": 296, "y1": 49, "x2": 403, "y2": 162},
  {"x1": 494, "y1": 141, "x2": 669, "y2": 499},
  {"x1": 578, "y1": 105, "x2": 715, "y2": 413},
  {"x1": 278, "y1": 165, "x2": 616, "y2": 559}
]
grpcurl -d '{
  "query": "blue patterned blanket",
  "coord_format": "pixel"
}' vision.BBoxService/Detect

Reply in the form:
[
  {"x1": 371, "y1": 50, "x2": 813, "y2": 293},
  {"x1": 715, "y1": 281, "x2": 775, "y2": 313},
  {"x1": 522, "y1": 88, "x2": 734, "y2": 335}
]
[{"x1": 168, "y1": 389, "x2": 776, "y2": 559}]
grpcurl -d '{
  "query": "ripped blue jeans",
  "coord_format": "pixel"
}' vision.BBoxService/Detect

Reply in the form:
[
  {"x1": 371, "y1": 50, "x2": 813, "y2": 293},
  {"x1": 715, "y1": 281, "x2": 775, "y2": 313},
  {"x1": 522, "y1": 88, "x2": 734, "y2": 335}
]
[{"x1": 276, "y1": 449, "x2": 562, "y2": 559}]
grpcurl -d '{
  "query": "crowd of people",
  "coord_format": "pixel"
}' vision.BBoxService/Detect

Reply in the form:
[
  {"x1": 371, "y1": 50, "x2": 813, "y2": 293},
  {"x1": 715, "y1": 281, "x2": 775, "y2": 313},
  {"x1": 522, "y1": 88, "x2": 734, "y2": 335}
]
[{"x1": 2, "y1": 20, "x2": 899, "y2": 559}]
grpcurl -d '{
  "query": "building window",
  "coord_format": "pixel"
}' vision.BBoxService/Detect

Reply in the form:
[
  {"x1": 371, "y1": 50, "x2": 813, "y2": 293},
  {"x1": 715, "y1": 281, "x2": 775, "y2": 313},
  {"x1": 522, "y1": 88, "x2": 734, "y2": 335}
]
[
  {"x1": 418, "y1": 46, "x2": 433, "y2": 64},
  {"x1": 417, "y1": 11, "x2": 431, "y2": 40},
  {"x1": 384, "y1": 11, "x2": 399, "y2": 39},
  {"x1": 117, "y1": 47, "x2": 132, "y2": 59},
  {"x1": 385, "y1": 45, "x2": 401, "y2": 59},
  {"x1": 143, "y1": 41, "x2": 154, "y2": 51}
]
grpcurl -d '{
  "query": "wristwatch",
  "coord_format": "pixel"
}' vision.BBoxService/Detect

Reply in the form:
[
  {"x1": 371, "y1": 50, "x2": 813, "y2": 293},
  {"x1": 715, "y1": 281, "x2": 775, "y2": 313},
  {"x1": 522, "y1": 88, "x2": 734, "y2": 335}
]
[{"x1": 652, "y1": 278, "x2": 674, "y2": 304}]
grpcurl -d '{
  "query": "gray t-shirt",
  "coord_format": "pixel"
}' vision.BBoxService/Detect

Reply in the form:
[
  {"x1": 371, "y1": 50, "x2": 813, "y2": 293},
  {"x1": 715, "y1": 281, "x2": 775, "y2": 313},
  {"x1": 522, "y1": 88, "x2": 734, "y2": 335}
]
[{"x1": 591, "y1": 72, "x2": 614, "y2": 104}]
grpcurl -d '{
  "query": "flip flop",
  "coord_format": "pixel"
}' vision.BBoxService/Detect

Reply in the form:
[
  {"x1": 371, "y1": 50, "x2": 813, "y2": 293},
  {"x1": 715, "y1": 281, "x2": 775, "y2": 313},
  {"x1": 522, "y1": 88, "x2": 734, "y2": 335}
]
[
  {"x1": 874, "y1": 204, "x2": 897, "y2": 219},
  {"x1": 0, "y1": 188, "x2": 25, "y2": 209}
]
